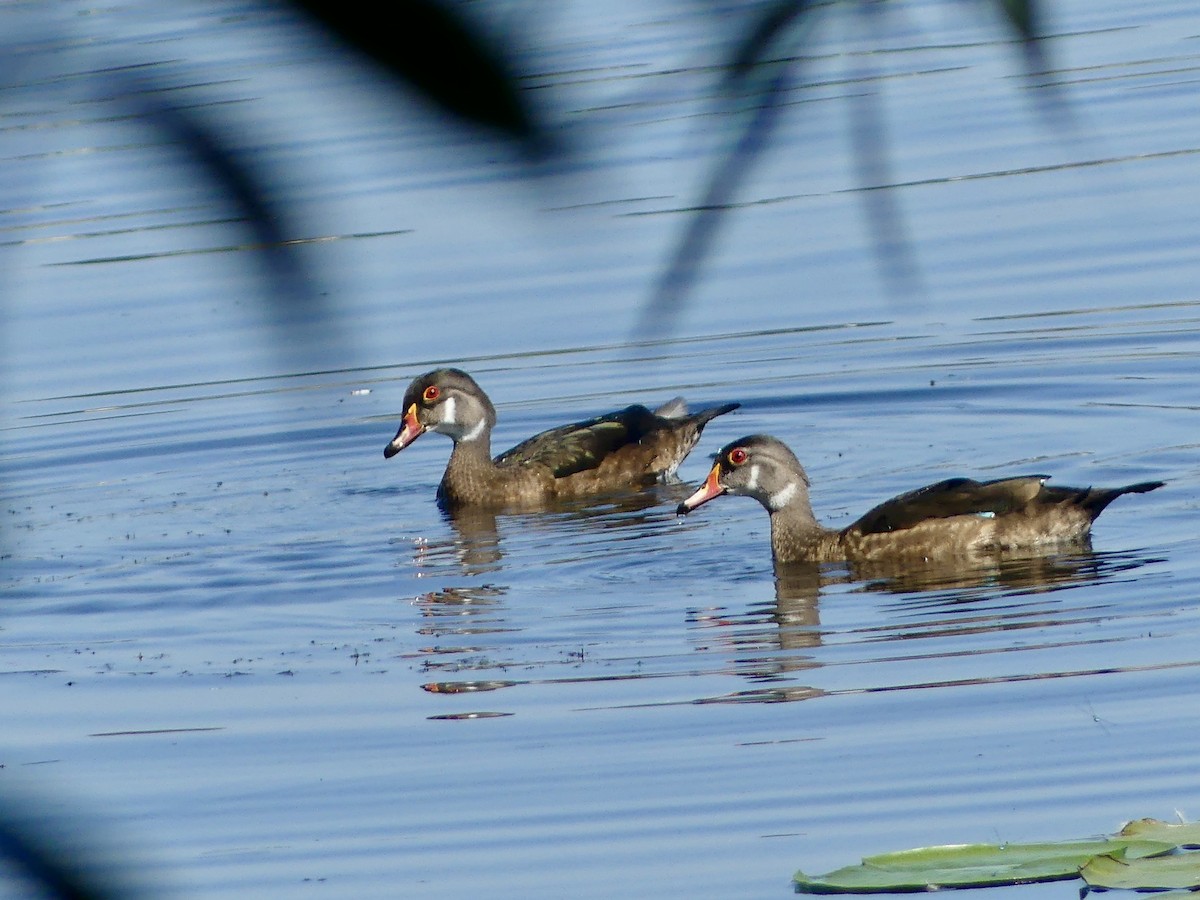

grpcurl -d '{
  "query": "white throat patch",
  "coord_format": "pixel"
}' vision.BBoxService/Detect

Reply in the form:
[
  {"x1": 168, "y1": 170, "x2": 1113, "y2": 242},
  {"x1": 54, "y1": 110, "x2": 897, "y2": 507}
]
[
  {"x1": 768, "y1": 481, "x2": 798, "y2": 511},
  {"x1": 459, "y1": 417, "x2": 486, "y2": 443}
]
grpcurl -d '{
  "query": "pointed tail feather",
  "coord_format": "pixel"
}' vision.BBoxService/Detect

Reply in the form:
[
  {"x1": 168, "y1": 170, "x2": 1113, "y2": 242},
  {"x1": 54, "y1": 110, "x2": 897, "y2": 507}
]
[
  {"x1": 692, "y1": 402, "x2": 740, "y2": 430},
  {"x1": 1121, "y1": 480, "x2": 1166, "y2": 495},
  {"x1": 1083, "y1": 480, "x2": 1165, "y2": 518}
]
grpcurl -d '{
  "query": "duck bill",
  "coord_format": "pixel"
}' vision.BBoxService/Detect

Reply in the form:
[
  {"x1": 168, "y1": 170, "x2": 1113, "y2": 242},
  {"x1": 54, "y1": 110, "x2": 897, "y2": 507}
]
[
  {"x1": 676, "y1": 463, "x2": 727, "y2": 515},
  {"x1": 384, "y1": 404, "x2": 424, "y2": 458}
]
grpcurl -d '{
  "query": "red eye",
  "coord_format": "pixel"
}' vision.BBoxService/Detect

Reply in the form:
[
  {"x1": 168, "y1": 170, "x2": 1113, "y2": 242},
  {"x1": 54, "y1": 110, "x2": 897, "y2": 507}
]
[
  {"x1": 422, "y1": 385, "x2": 440, "y2": 403},
  {"x1": 728, "y1": 447, "x2": 748, "y2": 466}
]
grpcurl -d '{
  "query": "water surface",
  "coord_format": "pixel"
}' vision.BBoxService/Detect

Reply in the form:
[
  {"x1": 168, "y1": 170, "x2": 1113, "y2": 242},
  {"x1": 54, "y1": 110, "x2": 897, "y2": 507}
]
[{"x1": 3, "y1": 1, "x2": 1200, "y2": 897}]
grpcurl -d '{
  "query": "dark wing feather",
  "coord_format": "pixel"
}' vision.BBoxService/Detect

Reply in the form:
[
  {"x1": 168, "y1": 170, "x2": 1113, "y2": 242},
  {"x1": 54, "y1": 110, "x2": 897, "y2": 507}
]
[
  {"x1": 850, "y1": 475, "x2": 1050, "y2": 535},
  {"x1": 494, "y1": 405, "x2": 658, "y2": 478}
]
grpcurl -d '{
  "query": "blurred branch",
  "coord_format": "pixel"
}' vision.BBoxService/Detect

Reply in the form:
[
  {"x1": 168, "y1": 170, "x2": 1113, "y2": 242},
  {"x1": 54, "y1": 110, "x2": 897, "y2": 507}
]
[
  {"x1": 641, "y1": 0, "x2": 1050, "y2": 336},
  {"x1": 846, "y1": 1, "x2": 921, "y2": 299},
  {"x1": 728, "y1": 0, "x2": 820, "y2": 82},
  {"x1": 637, "y1": 64, "x2": 795, "y2": 337},
  {"x1": 997, "y1": 0, "x2": 1037, "y2": 38}
]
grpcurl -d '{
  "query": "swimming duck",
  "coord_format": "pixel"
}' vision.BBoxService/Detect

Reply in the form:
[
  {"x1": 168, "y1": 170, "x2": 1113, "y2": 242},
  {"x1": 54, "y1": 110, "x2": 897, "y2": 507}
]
[
  {"x1": 677, "y1": 434, "x2": 1163, "y2": 564},
  {"x1": 385, "y1": 368, "x2": 739, "y2": 509}
]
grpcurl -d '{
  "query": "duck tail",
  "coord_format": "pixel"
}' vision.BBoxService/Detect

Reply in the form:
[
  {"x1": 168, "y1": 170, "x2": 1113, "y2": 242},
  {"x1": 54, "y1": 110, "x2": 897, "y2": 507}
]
[
  {"x1": 1081, "y1": 480, "x2": 1165, "y2": 518},
  {"x1": 693, "y1": 402, "x2": 740, "y2": 430}
]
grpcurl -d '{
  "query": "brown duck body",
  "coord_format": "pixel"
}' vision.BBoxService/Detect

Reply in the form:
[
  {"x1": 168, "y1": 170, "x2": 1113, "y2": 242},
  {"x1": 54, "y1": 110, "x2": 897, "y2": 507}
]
[
  {"x1": 770, "y1": 476, "x2": 1162, "y2": 564},
  {"x1": 678, "y1": 435, "x2": 1164, "y2": 565},
  {"x1": 435, "y1": 401, "x2": 732, "y2": 508},
  {"x1": 384, "y1": 368, "x2": 738, "y2": 509}
]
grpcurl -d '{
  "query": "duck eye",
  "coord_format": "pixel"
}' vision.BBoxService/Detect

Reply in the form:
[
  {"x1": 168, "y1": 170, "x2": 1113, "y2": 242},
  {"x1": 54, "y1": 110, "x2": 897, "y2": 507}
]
[
  {"x1": 728, "y1": 447, "x2": 748, "y2": 466},
  {"x1": 422, "y1": 385, "x2": 440, "y2": 403}
]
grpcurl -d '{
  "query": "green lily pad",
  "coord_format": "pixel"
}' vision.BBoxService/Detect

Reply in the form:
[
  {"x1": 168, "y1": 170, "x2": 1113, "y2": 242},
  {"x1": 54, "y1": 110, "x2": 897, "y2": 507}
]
[
  {"x1": 794, "y1": 839, "x2": 1177, "y2": 894},
  {"x1": 864, "y1": 839, "x2": 1173, "y2": 870},
  {"x1": 1118, "y1": 818, "x2": 1200, "y2": 849},
  {"x1": 1081, "y1": 852, "x2": 1200, "y2": 891}
]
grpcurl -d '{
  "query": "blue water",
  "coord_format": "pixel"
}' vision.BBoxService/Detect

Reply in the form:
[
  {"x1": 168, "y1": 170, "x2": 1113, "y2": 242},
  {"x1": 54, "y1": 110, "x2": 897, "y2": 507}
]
[{"x1": 3, "y1": 1, "x2": 1200, "y2": 897}]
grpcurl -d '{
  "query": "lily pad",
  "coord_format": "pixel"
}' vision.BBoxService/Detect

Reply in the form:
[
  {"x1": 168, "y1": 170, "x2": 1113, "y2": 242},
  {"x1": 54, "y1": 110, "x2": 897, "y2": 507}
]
[
  {"x1": 794, "y1": 839, "x2": 1177, "y2": 894},
  {"x1": 864, "y1": 840, "x2": 1173, "y2": 870},
  {"x1": 1081, "y1": 852, "x2": 1200, "y2": 891},
  {"x1": 1118, "y1": 818, "x2": 1200, "y2": 849}
]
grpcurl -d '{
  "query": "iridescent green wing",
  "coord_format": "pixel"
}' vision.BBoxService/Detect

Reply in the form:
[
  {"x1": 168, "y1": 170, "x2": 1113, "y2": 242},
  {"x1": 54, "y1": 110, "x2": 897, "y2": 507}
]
[{"x1": 495, "y1": 405, "x2": 657, "y2": 478}]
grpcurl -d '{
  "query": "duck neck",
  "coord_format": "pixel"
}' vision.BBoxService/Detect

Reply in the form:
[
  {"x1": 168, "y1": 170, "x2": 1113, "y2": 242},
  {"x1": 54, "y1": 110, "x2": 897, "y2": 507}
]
[
  {"x1": 768, "y1": 501, "x2": 831, "y2": 564},
  {"x1": 446, "y1": 431, "x2": 494, "y2": 474},
  {"x1": 436, "y1": 432, "x2": 496, "y2": 508}
]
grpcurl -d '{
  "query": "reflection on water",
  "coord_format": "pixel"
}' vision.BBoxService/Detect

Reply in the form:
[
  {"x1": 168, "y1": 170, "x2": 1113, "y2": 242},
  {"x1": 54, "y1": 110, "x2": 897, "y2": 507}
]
[
  {"x1": 400, "y1": 478, "x2": 1170, "y2": 710},
  {"x1": 843, "y1": 546, "x2": 1163, "y2": 598},
  {"x1": 411, "y1": 584, "x2": 512, "y2": 639},
  {"x1": 438, "y1": 509, "x2": 506, "y2": 574},
  {"x1": 680, "y1": 548, "x2": 1167, "y2": 705},
  {"x1": 410, "y1": 488, "x2": 681, "y2": 577}
]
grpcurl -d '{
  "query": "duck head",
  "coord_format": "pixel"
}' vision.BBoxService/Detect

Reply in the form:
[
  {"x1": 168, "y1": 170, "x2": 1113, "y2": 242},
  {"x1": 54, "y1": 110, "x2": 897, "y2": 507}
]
[
  {"x1": 384, "y1": 368, "x2": 497, "y2": 458},
  {"x1": 677, "y1": 434, "x2": 811, "y2": 514}
]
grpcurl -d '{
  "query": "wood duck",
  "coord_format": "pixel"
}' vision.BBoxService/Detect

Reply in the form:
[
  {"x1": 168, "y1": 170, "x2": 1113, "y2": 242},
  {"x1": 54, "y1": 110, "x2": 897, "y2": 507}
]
[
  {"x1": 384, "y1": 368, "x2": 739, "y2": 509},
  {"x1": 677, "y1": 434, "x2": 1164, "y2": 564}
]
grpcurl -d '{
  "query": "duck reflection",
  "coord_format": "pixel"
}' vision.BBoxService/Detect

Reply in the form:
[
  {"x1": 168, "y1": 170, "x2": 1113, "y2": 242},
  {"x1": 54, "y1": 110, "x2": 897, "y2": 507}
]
[
  {"x1": 407, "y1": 487, "x2": 690, "y2": 704},
  {"x1": 773, "y1": 562, "x2": 822, "y2": 649},
  {"x1": 838, "y1": 545, "x2": 1165, "y2": 600},
  {"x1": 411, "y1": 583, "x2": 510, "y2": 639},
  {"x1": 693, "y1": 547, "x2": 1164, "y2": 704},
  {"x1": 441, "y1": 507, "x2": 505, "y2": 574},
  {"x1": 686, "y1": 562, "x2": 824, "y2": 704},
  {"x1": 420, "y1": 487, "x2": 676, "y2": 577}
]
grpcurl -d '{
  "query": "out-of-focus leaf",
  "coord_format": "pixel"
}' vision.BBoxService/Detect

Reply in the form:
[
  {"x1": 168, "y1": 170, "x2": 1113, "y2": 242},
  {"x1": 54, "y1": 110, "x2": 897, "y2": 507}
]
[
  {"x1": 289, "y1": 0, "x2": 539, "y2": 146},
  {"x1": 1081, "y1": 852, "x2": 1200, "y2": 890},
  {"x1": 121, "y1": 86, "x2": 304, "y2": 288},
  {"x1": 109, "y1": 76, "x2": 344, "y2": 364},
  {"x1": 0, "y1": 806, "x2": 146, "y2": 900}
]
